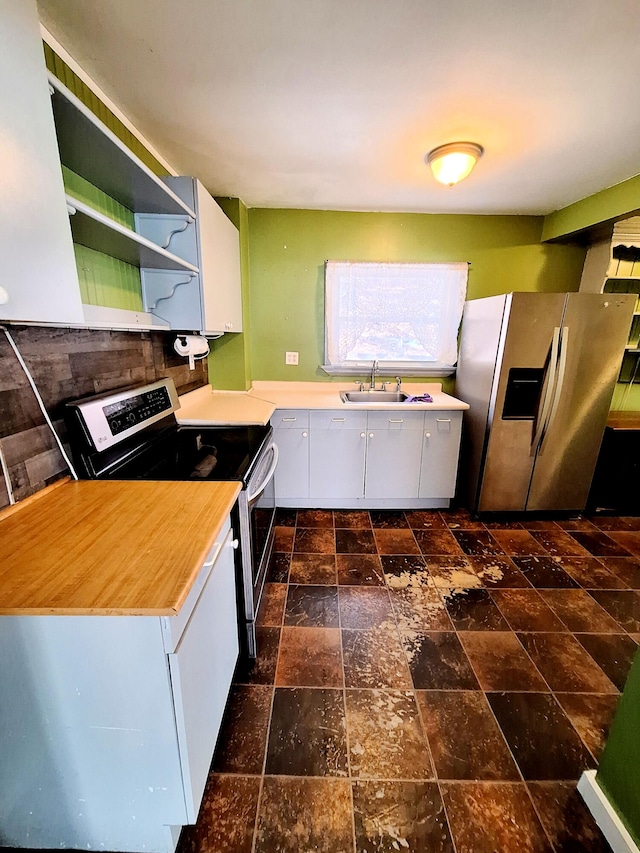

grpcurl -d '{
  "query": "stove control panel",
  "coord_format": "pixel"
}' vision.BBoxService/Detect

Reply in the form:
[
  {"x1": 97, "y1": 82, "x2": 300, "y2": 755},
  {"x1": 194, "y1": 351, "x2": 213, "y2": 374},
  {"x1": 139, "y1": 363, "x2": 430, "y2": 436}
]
[
  {"x1": 103, "y1": 386, "x2": 173, "y2": 436},
  {"x1": 68, "y1": 379, "x2": 180, "y2": 452}
]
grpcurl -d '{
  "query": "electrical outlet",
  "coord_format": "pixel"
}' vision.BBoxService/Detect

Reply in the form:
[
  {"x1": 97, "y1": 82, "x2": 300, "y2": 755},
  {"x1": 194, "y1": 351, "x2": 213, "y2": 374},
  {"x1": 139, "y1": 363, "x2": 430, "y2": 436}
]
[{"x1": 285, "y1": 351, "x2": 299, "y2": 365}]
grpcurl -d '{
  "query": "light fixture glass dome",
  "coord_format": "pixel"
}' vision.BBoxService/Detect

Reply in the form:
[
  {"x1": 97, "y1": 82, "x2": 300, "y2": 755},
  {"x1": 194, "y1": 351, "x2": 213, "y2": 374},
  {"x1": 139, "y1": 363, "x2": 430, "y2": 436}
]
[{"x1": 426, "y1": 142, "x2": 484, "y2": 187}]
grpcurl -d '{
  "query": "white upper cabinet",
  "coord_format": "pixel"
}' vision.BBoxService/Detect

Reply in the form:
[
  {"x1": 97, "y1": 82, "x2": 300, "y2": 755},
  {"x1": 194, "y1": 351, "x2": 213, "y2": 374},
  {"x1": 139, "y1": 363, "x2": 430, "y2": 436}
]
[
  {"x1": 195, "y1": 181, "x2": 243, "y2": 334},
  {"x1": 0, "y1": 0, "x2": 82, "y2": 324},
  {"x1": 138, "y1": 178, "x2": 242, "y2": 335}
]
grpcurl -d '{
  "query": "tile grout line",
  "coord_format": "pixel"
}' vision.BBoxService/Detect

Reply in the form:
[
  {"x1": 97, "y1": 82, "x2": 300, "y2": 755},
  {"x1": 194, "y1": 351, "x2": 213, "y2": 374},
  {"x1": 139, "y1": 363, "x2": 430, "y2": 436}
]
[
  {"x1": 248, "y1": 512, "x2": 296, "y2": 853},
  {"x1": 382, "y1": 514, "x2": 460, "y2": 853},
  {"x1": 429, "y1": 530, "x2": 569, "y2": 852},
  {"x1": 336, "y1": 530, "x2": 359, "y2": 853}
]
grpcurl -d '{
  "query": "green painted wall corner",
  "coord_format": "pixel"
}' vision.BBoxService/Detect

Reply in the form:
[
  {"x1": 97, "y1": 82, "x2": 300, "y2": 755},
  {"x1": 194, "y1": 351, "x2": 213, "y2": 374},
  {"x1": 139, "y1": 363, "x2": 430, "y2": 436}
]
[{"x1": 596, "y1": 648, "x2": 640, "y2": 847}]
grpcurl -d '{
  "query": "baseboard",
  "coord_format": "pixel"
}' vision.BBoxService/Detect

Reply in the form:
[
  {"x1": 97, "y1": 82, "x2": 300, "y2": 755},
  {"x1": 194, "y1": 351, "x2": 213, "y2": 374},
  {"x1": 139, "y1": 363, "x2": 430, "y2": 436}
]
[
  {"x1": 275, "y1": 499, "x2": 451, "y2": 509},
  {"x1": 578, "y1": 770, "x2": 640, "y2": 853}
]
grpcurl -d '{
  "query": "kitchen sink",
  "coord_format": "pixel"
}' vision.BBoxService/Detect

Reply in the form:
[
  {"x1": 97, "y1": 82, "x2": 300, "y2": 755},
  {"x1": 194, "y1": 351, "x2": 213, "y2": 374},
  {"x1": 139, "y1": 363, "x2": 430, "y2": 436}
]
[{"x1": 340, "y1": 390, "x2": 410, "y2": 403}]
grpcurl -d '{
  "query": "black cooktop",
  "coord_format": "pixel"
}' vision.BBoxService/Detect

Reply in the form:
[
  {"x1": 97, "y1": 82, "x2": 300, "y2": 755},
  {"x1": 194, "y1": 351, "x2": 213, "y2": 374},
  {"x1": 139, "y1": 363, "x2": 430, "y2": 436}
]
[{"x1": 75, "y1": 418, "x2": 272, "y2": 484}]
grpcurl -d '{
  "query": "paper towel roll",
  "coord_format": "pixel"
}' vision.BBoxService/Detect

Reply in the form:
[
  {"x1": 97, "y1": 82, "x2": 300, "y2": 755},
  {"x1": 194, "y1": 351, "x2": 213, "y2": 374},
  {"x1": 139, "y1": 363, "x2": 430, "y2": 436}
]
[{"x1": 174, "y1": 335, "x2": 210, "y2": 369}]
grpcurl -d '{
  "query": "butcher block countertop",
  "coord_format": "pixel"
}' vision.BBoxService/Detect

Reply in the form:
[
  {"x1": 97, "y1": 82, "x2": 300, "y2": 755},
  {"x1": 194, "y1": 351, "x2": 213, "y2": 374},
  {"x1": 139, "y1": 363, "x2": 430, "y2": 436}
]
[{"x1": 0, "y1": 479, "x2": 241, "y2": 616}]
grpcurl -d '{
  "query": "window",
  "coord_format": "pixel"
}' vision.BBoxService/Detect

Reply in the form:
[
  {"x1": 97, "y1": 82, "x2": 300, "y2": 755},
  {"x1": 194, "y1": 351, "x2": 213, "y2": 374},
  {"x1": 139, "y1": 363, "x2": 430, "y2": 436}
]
[{"x1": 323, "y1": 260, "x2": 468, "y2": 375}]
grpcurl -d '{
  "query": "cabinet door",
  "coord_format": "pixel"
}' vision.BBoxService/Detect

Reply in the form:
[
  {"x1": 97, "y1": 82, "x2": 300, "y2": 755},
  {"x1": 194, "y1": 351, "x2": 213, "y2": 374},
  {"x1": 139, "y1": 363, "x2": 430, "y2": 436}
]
[
  {"x1": 274, "y1": 428, "x2": 309, "y2": 500},
  {"x1": 0, "y1": 0, "x2": 82, "y2": 324},
  {"x1": 310, "y1": 430, "x2": 366, "y2": 500},
  {"x1": 168, "y1": 528, "x2": 239, "y2": 823},
  {"x1": 364, "y1": 413, "x2": 424, "y2": 499},
  {"x1": 419, "y1": 412, "x2": 463, "y2": 498},
  {"x1": 196, "y1": 181, "x2": 243, "y2": 334}
]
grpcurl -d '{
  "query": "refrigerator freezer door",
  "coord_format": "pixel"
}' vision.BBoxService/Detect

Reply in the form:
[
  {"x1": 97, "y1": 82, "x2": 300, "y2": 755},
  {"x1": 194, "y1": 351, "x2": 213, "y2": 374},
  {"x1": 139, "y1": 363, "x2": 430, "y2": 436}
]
[
  {"x1": 478, "y1": 292, "x2": 566, "y2": 512},
  {"x1": 526, "y1": 293, "x2": 635, "y2": 511},
  {"x1": 455, "y1": 294, "x2": 509, "y2": 510}
]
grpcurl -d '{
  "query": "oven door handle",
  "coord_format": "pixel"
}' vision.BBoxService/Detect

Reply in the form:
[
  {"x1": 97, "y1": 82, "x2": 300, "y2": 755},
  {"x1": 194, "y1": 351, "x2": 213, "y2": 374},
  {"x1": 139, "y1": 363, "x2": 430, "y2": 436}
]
[{"x1": 247, "y1": 442, "x2": 279, "y2": 503}]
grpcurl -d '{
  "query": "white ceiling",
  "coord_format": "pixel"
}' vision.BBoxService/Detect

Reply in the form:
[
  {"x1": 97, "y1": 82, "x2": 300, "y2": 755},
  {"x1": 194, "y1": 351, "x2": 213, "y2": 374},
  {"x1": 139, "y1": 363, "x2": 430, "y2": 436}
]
[{"x1": 37, "y1": 0, "x2": 640, "y2": 215}]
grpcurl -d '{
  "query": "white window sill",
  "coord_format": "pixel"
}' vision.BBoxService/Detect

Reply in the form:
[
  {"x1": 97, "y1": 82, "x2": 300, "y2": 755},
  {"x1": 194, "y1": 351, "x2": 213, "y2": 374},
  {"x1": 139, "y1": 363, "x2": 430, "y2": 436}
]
[{"x1": 320, "y1": 364, "x2": 456, "y2": 377}]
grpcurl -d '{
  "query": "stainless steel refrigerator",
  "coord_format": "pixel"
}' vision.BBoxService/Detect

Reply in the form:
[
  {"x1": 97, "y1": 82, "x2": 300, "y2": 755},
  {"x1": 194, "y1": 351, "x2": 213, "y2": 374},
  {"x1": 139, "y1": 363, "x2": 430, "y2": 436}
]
[{"x1": 455, "y1": 291, "x2": 635, "y2": 514}]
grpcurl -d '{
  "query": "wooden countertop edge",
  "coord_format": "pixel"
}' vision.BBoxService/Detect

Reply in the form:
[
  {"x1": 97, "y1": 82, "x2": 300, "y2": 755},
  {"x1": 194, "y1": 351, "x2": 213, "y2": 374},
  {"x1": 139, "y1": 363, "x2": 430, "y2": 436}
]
[
  {"x1": 0, "y1": 476, "x2": 71, "y2": 521},
  {"x1": 607, "y1": 410, "x2": 640, "y2": 430},
  {"x1": 0, "y1": 605, "x2": 181, "y2": 616}
]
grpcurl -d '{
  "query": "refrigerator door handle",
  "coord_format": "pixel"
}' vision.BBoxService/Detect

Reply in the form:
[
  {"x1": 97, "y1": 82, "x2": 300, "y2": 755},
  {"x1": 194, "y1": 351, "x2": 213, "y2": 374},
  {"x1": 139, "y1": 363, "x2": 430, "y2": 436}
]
[
  {"x1": 531, "y1": 326, "x2": 561, "y2": 455},
  {"x1": 538, "y1": 326, "x2": 569, "y2": 455}
]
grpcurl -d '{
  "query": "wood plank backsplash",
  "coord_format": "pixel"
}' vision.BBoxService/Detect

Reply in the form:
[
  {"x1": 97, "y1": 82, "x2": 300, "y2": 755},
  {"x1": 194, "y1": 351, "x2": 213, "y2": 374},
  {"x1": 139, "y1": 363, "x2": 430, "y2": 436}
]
[{"x1": 0, "y1": 326, "x2": 208, "y2": 509}]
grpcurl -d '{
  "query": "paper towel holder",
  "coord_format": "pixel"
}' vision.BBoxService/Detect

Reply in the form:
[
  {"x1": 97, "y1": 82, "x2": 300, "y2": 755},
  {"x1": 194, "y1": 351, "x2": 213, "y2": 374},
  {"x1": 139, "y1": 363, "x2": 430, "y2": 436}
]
[{"x1": 173, "y1": 334, "x2": 211, "y2": 370}]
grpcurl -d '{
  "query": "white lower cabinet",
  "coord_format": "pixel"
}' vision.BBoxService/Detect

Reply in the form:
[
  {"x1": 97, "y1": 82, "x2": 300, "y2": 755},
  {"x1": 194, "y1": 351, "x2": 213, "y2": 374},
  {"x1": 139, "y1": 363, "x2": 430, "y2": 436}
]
[
  {"x1": 0, "y1": 517, "x2": 238, "y2": 853},
  {"x1": 419, "y1": 413, "x2": 463, "y2": 498},
  {"x1": 364, "y1": 412, "x2": 425, "y2": 499},
  {"x1": 166, "y1": 527, "x2": 238, "y2": 822},
  {"x1": 273, "y1": 408, "x2": 463, "y2": 508},
  {"x1": 273, "y1": 410, "x2": 310, "y2": 501},
  {"x1": 309, "y1": 410, "x2": 367, "y2": 501}
]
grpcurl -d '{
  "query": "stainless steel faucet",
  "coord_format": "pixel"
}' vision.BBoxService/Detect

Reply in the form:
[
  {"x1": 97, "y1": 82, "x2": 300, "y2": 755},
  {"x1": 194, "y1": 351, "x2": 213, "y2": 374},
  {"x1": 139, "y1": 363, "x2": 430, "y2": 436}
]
[{"x1": 370, "y1": 360, "x2": 379, "y2": 390}]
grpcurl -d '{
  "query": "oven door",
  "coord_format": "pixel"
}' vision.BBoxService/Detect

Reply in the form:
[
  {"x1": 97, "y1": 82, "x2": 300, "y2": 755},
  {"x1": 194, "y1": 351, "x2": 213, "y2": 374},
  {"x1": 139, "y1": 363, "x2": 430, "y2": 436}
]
[{"x1": 237, "y1": 441, "x2": 278, "y2": 657}]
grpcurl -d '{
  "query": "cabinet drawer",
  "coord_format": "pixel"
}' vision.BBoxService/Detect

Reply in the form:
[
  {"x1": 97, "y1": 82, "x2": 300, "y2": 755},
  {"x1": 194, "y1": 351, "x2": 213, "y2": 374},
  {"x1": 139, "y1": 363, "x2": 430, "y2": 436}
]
[
  {"x1": 161, "y1": 515, "x2": 231, "y2": 653},
  {"x1": 310, "y1": 409, "x2": 367, "y2": 430},
  {"x1": 272, "y1": 409, "x2": 309, "y2": 429},
  {"x1": 367, "y1": 411, "x2": 425, "y2": 430},
  {"x1": 424, "y1": 412, "x2": 463, "y2": 434}
]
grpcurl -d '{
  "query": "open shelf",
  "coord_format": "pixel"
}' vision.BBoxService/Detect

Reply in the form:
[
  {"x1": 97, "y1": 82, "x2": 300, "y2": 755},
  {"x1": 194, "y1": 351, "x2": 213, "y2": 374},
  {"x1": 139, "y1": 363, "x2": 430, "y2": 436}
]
[
  {"x1": 50, "y1": 75, "x2": 195, "y2": 218},
  {"x1": 81, "y1": 303, "x2": 171, "y2": 331},
  {"x1": 67, "y1": 195, "x2": 199, "y2": 273}
]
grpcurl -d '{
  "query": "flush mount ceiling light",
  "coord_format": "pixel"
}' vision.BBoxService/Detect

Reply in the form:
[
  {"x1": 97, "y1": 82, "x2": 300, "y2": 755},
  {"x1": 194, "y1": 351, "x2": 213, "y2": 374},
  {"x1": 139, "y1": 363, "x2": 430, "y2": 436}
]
[{"x1": 426, "y1": 142, "x2": 484, "y2": 187}]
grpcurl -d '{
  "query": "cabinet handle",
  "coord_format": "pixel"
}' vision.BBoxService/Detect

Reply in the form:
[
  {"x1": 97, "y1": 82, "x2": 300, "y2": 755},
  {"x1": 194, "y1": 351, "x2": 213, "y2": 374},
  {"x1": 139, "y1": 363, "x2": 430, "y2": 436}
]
[
  {"x1": 282, "y1": 417, "x2": 297, "y2": 422},
  {"x1": 202, "y1": 542, "x2": 222, "y2": 569},
  {"x1": 388, "y1": 419, "x2": 404, "y2": 424},
  {"x1": 331, "y1": 418, "x2": 346, "y2": 422},
  {"x1": 436, "y1": 419, "x2": 451, "y2": 424},
  {"x1": 302, "y1": 431, "x2": 308, "y2": 437},
  {"x1": 425, "y1": 432, "x2": 431, "y2": 438},
  {"x1": 231, "y1": 538, "x2": 239, "y2": 549},
  {"x1": 360, "y1": 432, "x2": 366, "y2": 438},
  {"x1": 369, "y1": 433, "x2": 374, "y2": 438}
]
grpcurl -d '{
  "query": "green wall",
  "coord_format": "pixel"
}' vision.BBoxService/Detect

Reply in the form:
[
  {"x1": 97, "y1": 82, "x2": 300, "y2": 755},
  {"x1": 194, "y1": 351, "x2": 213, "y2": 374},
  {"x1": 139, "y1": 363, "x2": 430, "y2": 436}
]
[
  {"x1": 247, "y1": 209, "x2": 586, "y2": 385},
  {"x1": 543, "y1": 173, "x2": 640, "y2": 242},
  {"x1": 596, "y1": 649, "x2": 640, "y2": 846}
]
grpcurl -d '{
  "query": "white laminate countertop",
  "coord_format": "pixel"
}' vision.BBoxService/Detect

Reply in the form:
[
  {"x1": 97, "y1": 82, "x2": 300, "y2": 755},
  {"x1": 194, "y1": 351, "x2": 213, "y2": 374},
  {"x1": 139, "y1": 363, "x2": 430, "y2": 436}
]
[
  {"x1": 177, "y1": 382, "x2": 468, "y2": 425},
  {"x1": 176, "y1": 385, "x2": 276, "y2": 425},
  {"x1": 249, "y1": 381, "x2": 469, "y2": 411}
]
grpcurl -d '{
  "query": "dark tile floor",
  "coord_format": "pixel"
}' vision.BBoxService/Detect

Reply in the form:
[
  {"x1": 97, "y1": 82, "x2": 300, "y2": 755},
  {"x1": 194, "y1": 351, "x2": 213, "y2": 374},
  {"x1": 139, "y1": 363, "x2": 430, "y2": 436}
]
[{"x1": 178, "y1": 508, "x2": 640, "y2": 853}]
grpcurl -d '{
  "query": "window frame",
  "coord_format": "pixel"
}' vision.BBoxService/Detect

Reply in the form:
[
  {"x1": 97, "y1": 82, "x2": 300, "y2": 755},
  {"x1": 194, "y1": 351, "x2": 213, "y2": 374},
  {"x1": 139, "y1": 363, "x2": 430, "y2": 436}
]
[{"x1": 321, "y1": 260, "x2": 468, "y2": 377}]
